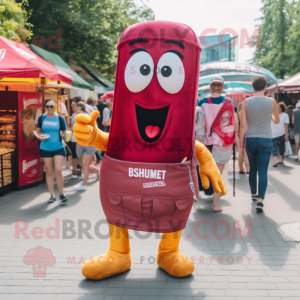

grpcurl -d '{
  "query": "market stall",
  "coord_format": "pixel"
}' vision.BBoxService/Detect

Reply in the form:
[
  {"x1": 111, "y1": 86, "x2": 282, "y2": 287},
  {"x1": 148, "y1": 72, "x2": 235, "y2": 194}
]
[
  {"x1": 0, "y1": 36, "x2": 72, "y2": 191},
  {"x1": 198, "y1": 62, "x2": 278, "y2": 102},
  {"x1": 266, "y1": 72, "x2": 300, "y2": 106},
  {"x1": 30, "y1": 45, "x2": 94, "y2": 116}
]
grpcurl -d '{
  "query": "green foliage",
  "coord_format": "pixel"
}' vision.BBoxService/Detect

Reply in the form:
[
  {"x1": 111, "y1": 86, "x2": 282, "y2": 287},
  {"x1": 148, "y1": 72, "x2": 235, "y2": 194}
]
[
  {"x1": 26, "y1": 0, "x2": 155, "y2": 81},
  {"x1": 251, "y1": 0, "x2": 296, "y2": 79},
  {"x1": 288, "y1": 1, "x2": 300, "y2": 76},
  {"x1": 0, "y1": 0, "x2": 32, "y2": 45}
]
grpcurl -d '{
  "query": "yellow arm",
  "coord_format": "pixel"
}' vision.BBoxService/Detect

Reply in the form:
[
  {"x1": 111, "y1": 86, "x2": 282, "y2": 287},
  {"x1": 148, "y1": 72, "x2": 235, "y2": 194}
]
[
  {"x1": 195, "y1": 140, "x2": 227, "y2": 195},
  {"x1": 73, "y1": 111, "x2": 109, "y2": 151}
]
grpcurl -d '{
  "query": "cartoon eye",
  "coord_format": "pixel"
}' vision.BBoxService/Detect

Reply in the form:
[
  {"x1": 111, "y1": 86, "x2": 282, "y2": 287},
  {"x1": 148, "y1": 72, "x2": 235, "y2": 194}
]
[
  {"x1": 34, "y1": 257, "x2": 37, "y2": 260},
  {"x1": 125, "y1": 52, "x2": 154, "y2": 93},
  {"x1": 157, "y1": 52, "x2": 185, "y2": 94},
  {"x1": 42, "y1": 257, "x2": 45, "y2": 260}
]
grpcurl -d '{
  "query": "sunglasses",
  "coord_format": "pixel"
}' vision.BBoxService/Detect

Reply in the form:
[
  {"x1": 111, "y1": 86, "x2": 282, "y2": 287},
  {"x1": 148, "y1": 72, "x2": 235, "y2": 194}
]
[{"x1": 46, "y1": 105, "x2": 54, "y2": 109}]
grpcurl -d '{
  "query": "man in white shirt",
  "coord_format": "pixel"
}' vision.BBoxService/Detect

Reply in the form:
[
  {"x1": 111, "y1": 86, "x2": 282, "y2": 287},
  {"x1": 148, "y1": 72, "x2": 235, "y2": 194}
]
[{"x1": 271, "y1": 102, "x2": 289, "y2": 166}]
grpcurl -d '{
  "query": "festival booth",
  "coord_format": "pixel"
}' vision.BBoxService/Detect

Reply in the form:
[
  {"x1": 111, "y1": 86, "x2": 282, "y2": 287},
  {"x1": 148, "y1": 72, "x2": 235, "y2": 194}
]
[
  {"x1": 266, "y1": 72, "x2": 300, "y2": 106},
  {"x1": 0, "y1": 36, "x2": 72, "y2": 191},
  {"x1": 68, "y1": 60, "x2": 114, "y2": 100},
  {"x1": 30, "y1": 45, "x2": 95, "y2": 117},
  {"x1": 198, "y1": 62, "x2": 278, "y2": 104}
]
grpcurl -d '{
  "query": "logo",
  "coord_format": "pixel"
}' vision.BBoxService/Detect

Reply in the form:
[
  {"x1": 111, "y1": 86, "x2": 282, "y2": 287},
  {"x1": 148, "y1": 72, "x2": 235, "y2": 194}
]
[
  {"x1": 23, "y1": 246, "x2": 56, "y2": 277},
  {"x1": 43, "y1": 121, "x2": 58, "y2": 126},
  {"x1": 221, "y1": 125, "x2": 234, "y2": 133},
  {"x1": 129, "y1": 168, "x2": 166, "y2": 180},
  {"x1": 22, "y1": 159, "x2": 38, "y2": 174},
  {"x1": 220, "y1": 119, "x2": 230, "y2": 127},
  {"x1": 0, "y1": 49, "x2": 6, "y2": 62},
  {"x1": 23, "y1": 98, "x2": 39, "y2": 109},
  {"x1": 8, "y1": 42, "x2": 37, "y2": 60},
  {"x1": 143, "y1": 181, "x2": 166, "y2": 188}
]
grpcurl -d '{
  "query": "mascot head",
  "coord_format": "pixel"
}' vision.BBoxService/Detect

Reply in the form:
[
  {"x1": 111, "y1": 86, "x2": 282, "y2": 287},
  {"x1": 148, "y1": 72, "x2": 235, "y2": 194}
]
[{"x1": 107, "y1": 20, "x2": 201, "y2": 163}]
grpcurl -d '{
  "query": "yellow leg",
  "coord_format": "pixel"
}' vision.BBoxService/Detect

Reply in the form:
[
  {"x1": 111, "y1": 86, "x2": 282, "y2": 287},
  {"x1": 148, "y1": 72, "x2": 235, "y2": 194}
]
[
  {"x1": 82, "y1": 224, "x2": 131, "y2": 280},
  {"x1": 157, "y1": 230, "x2": 194, "y2": 277}
]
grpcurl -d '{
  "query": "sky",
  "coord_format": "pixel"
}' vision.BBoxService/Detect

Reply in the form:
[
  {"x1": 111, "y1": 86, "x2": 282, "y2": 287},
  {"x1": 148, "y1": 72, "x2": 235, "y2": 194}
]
[{"x1": 143, "y1": 0, "x2": 263, "y2": 63}]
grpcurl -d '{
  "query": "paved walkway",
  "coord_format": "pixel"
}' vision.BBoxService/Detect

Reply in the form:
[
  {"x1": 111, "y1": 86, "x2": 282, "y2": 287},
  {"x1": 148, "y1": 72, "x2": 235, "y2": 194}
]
[{"x1": 1, "y1": 155, "x2": 300, "y2": 300}]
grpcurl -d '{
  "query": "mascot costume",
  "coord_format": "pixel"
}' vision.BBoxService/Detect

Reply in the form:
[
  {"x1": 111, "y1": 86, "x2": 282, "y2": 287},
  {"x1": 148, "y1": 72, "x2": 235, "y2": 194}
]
[{"x1": 74, "y1": 20, "x2": 227, "y2": 280}]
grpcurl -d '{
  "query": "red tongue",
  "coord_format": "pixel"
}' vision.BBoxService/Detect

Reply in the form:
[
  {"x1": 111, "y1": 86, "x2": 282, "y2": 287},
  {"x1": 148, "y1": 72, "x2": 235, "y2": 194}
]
[{"x1": 145, "y1": 125, "x2": 160, "y2": 139}]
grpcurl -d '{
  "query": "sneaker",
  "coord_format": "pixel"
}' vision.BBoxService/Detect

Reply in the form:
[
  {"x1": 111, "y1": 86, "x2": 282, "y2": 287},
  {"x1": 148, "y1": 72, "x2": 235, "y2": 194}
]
[
  {"x1": 295, "y1": 158, "x2": 299, "y2": 161},
  {"x1": 77, "y1": 175, "x2": 83, "y2": 179},
  {"x1": 252, "y1": 195, "x2": 258, "y2": 201},
  {"x1": 73, "y1": 184, "x2": 87, "y2": 191},
  {"x1": 256, "y1": 202, "x2": 264, "y2": 212},
  {"x1": 48, "y1": 196, "x2": 56, "y2": 203},
  {"x1": 72, "y1": 175, "x2": 78, "y2": 179},
  {"x1": 59, "y1": 194, "x2": 68, "y2": 204}
]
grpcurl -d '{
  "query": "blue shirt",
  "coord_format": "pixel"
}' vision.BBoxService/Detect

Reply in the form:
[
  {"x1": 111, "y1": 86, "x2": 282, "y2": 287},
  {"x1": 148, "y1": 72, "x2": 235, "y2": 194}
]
[
  {"x1": 37, "y1": 113, "x2": 67, "y2": 151},
  {"x1": 197, "y1": 96, "x2": 237, "y2": 112}
]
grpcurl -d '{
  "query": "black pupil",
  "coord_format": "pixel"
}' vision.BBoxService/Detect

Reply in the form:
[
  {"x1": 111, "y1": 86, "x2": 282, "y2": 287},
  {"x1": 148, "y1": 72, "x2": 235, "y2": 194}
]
[
  {"x1": 140, "y1": 64, "x2": 151, "y2": 76},
  {"x1": 161, "y1": 66, "x2": 172, "y2": 77}
]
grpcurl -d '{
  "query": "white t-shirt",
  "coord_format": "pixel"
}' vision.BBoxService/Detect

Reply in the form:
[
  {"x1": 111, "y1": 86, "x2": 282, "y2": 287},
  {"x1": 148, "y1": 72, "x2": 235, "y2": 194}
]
[
  {"x1": 271, "y1": 112, "x2": 289, "y2": 138},
  {"x1": 85, "y1": 104, "x2": 94, "y2": 115},
  {"x1": 60, "y1": 103, "x2": 68, "y2": 116},
  {"x1": 103, "y1": 107, "x2": 111, "y2": 122},
  {"x1": 70, "y1": 113, "x2": 77, "y2": 142}
]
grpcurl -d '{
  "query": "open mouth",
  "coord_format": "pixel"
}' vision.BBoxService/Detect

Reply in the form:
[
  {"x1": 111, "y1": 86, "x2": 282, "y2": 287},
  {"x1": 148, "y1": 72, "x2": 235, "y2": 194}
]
[{"x1": 135, "y1": 104, "x2": 169, "y2": 143}]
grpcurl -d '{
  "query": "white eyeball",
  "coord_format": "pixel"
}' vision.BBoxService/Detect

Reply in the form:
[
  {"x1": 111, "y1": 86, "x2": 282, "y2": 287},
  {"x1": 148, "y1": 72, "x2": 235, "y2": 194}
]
[
  {"x1": 125, "y1": 51, "x2": 154, "y2": 93},
  {"x1": 157, "y1": 52, "x2": 185, "y2": 94}
]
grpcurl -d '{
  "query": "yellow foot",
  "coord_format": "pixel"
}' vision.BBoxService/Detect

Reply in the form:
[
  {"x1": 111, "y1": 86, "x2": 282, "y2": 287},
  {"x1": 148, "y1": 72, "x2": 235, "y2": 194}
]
[
  {"x1": 157, "y1": 250, "x2": 194, "y2": 277},
  {"x1": 82, "y1": 249, "x2": 131, "y2": 280}
]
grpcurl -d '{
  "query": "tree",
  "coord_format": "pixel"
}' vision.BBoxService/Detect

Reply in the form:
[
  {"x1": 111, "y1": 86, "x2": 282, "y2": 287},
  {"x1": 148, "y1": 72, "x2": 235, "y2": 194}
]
[
  {"x1": 287, "y1": 1, "x2": 300, "y2": 75},
  {"x1": 251, "y1": 0, "x2": 295, "y2": 79},
  {"x1": 0, "y1": 0, "x2": 32, "y2": 45},
  {"x1": 25, "y1": 0, "x2": 154, "y2": 81}
]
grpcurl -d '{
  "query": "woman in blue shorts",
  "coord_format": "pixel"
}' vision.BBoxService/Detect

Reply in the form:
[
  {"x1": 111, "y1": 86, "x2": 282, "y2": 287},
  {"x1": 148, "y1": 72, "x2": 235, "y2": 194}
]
[
  {"x1": 73, "y1": 102, "x2": 99, "y2": 191},
  {"x1": 37, "y1": 99, "x2": 68, "y2": 204}
]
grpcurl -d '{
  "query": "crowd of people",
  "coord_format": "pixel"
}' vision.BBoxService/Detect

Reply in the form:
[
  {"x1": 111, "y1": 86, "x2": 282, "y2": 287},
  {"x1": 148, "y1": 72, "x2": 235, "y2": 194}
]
[
  {"x1": 36, "y1": 76, "x2": 300, "y2": 212},
  {"x1": 197, "y1": 75, "x2": 300, "y2": 213},
  {"x1": 36, "y1": 94, "x2": 113, "y2": 204}
]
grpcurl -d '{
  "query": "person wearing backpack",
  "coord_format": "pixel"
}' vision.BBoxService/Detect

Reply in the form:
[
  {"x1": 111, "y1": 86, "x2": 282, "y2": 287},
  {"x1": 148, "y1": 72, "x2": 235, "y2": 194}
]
[
  {"x1": 36, "y1": 98, "x2": 68, "y2": 204},
  {"x1": 197, "y1": 75, "x2": 238, "y2": 212}
]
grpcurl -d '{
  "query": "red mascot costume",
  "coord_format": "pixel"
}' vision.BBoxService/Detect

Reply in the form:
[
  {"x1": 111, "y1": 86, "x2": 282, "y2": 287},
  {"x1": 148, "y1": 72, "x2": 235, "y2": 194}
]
[{"x1": 74, "y1": 20, "x2": 226, "y2": 280}]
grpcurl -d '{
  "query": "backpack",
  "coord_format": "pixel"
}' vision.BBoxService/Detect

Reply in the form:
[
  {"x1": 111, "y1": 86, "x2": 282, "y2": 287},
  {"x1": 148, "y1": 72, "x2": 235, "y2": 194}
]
[
  {"x1": 207, "y1": 97, "x2": 235, "y2": 146},
  {"x1": 38, "y1": 113, "x2": 66, "y2": 143}
]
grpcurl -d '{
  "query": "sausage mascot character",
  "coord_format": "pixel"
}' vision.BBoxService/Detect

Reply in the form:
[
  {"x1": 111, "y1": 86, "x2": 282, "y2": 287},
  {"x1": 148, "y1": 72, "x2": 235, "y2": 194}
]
[{"x1": 74, "y1": 20, "x2": 227, "y2": 280}]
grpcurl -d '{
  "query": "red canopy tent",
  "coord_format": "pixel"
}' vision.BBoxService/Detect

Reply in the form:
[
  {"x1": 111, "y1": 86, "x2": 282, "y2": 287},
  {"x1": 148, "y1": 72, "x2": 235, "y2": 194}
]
[{"x1": 0, "y1": 36, "x2": 72, "y2": 84}]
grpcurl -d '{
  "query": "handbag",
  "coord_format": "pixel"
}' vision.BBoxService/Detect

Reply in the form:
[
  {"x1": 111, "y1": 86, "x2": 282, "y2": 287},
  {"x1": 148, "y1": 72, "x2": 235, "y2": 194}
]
[
  {"x1": 63, "y1": 140, "x2": 72, "y2": 157},
  {"x1": 284, "y1": 140, "x2": 292, "y2": 156}
]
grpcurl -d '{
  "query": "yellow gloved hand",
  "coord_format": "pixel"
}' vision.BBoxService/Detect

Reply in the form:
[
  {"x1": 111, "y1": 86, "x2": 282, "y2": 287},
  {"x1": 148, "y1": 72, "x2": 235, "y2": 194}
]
[
  {"x1": 195, "y1": 141, "x2": 227, "y2": 195},
  {"x1": 73, "y1": 111, "x2": 109, "y2": 151}
]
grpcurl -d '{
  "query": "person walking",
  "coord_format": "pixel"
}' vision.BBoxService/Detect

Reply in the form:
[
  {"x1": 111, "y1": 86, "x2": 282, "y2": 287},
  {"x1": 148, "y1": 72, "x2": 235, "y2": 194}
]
[
  {"x1": 237, "y1": 102, "x2": 249, "y2": 174},
  {"x1": 197, "y1": 75, "x2": 238, "y2": 212},
  {"x1": 69, "y1": 99, "x2": 81, "y2": 179},
  {"x1": 100, "y1": 92, "x2": 114, "y2": 132},
  {"x1": 36, "y1": 99, "x2": 69, "y2": 204},
  {"x1": 239, "y1": 76, "x2": 279, "y2": 212},
  {"x1": 73, "y1": 102, "x2": 99, "y2": 191},
  {"x1": 271, "y1": 102, "x2": 289, "y2": 166},
  {"x1": 292, "y1": 101, "x2": 300, "y2": 160}
]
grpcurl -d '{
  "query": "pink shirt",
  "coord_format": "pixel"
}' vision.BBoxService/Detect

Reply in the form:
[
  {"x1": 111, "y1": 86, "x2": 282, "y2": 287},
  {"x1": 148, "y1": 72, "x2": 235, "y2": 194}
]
[{"x1": 202, "y1": 103, "x2": 225, "y2": 146}]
